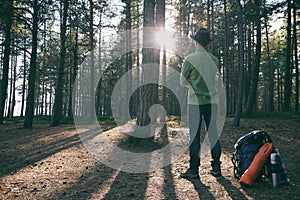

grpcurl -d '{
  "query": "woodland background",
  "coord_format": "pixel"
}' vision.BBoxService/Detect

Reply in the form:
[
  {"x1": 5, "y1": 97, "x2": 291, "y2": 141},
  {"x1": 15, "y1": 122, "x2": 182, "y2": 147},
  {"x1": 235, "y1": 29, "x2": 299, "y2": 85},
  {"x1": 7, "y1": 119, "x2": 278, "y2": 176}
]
[{"x1": 0, "y1": 0, "x2": 299, "y2": 127}]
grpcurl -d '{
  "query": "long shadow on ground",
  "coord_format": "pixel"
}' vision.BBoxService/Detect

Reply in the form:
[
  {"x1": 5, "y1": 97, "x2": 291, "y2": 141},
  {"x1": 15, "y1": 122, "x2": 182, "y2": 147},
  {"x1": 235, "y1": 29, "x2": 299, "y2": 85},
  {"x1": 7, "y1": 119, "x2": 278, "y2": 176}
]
[
  {"x1": 103, "y1": 129, "x2": 177, "y2": 199},
  {"x1": 0, "y1": 125, "x2": 111, "y2": 177},
  {"x1": 186, "y1": 178, "x2": 215, "y2": 199}
]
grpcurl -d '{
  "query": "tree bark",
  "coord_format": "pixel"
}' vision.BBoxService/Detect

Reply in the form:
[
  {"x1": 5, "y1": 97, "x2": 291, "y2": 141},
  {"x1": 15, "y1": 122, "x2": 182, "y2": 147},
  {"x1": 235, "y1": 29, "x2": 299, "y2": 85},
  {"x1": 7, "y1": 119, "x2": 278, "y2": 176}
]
[
  {"x1": 24, "y1": 0, "x2": 39, "y2": 128},
  {"x1": 223, "y1": 0, "x2": 231, "y2": 116},
  {"x1": 8, "y1": 51, "x2": 17, "y2": 118},
  {"x1": 283, "y1": 0, "x2": 292, "y2": 112},
  {"x1": 244, "y1": 27, "x2": 252, "y2": 107},
  {"x1": 136, "y1": 0, "x2": 156, "y2": 127},
  {"x1": 69, "y1": 25, "x2": 79, "y2": 117},
  {"x1": 0, "y1": 0, "x2": 13, "y2": 124},
  {"x1": 96, "y1": 9, "x2": 102, "y2": 116},
  {"x1": 265, "y1": 18, "x2": 274, "y2": 112},
  {"x1": 134, "y1": 1, "x2": 140, "y2": 117},
  {"x1": 244, "y1": 0, "x2": 262, "y2": 116},
  {"x1": 123, "y1": 0, "x2": 132, "y2": 118},
  {"x1": 20, "y1": 47, "x2": 27, "y2": 117},
  {"x1": 293, "y1": 2, "x2": 299, "y2": 112},
  {"x1": 234, "y1": 0, "x2": 244, "y2": 126},
  {"x1": 50, "y1": 0, "x2": 69, "y2": 126},
  {"x1": 88, "y1": 0, "x2": 95, "y2": 122},
  {"x1": 156, "y1": 0, "x2": 166, "y2": 114}
]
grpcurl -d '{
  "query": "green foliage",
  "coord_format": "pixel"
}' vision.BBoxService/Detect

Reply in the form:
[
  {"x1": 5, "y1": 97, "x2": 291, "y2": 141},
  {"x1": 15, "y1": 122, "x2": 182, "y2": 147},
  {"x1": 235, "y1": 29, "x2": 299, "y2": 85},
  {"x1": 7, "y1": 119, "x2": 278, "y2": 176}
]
[
  {"x1": 97, "y1": 116, "x2": 117, "y2": 126},
  {"x1": 166, "y1": 115, "x2": 183, "y2": 127}
]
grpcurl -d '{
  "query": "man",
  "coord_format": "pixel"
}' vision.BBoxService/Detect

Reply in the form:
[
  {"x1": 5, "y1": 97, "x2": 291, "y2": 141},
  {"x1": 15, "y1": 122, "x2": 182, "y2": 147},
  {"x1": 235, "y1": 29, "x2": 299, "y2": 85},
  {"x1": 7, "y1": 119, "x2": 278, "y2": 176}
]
[{"x1": 180, "y1": 27, "x2": 222, "y2": 179}]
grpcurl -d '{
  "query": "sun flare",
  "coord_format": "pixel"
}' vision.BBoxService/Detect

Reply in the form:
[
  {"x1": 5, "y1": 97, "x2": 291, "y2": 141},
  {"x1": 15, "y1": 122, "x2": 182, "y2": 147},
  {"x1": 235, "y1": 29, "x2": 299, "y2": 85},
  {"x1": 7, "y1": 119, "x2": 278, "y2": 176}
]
[{"x1": 154, "y1": 29, "x2": 176, "y2": 50}]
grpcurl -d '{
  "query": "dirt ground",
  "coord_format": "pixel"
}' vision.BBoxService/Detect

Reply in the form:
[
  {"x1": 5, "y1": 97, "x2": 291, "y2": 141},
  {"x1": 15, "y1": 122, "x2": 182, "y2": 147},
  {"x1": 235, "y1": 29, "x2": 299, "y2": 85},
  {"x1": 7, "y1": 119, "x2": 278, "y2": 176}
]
[{"x1": 0, "y1": 117, "x2": 299, "y2": 200}]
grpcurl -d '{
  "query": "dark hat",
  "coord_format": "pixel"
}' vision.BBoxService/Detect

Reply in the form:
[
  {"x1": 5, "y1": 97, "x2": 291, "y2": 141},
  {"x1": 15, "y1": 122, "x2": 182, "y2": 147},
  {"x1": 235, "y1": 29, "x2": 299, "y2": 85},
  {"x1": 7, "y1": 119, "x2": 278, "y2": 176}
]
[{"x1": 191, "y1": 27, "x2": 213, "y2": 46}]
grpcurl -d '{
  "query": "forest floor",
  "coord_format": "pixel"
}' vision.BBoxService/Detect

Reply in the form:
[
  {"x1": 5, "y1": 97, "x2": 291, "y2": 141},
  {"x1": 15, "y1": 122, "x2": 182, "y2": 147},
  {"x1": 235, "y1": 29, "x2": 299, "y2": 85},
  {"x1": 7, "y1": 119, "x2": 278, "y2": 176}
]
[{"x1": 0, "y1": 115, "x2": 299, "y2": 200}]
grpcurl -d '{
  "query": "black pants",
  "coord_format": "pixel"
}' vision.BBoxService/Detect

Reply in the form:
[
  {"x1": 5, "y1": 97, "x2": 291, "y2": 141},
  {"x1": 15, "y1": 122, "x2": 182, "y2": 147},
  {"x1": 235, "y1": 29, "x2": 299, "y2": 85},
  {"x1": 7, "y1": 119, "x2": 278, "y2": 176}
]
[{"x1": 188, "y1": 104, "x2": 221, "y2": 170}]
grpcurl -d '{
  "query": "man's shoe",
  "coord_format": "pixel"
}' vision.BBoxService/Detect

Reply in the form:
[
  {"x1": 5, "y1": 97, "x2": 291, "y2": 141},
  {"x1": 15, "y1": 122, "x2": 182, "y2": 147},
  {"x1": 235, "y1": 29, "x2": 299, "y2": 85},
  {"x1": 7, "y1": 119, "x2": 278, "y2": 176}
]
[
  {"x1": 210, "y1": 160, "x2": 222, "y2": 177},
  {"x1": 180, "y1": 168, "x2": 199, "y2": 179},
  {"x1": 210, "y1": 165, "x2": 222, "y2": 177},
  {"x1": 210, "y1": 169, "x2": 221, "y2": 177}
]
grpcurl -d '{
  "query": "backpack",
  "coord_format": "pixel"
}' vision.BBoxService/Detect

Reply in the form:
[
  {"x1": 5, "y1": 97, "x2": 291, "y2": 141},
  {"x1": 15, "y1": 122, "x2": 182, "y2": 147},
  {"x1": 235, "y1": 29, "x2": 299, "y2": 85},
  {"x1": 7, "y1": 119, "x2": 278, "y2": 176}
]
[{"x1": 231, "y1": 130, "x2": 272, "y2": 180}]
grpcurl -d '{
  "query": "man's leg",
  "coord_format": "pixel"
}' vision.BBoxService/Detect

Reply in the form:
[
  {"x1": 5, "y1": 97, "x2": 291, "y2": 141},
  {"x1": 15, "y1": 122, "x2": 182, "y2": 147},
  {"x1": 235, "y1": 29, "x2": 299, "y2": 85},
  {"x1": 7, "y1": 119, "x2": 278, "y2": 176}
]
[
  {"x1": 180, "y1": 104, "x2": 201, "y2": 179},
  {"x1": 202, "y1": 104, "x2": 222, "y2": 176},
  {"x1": 189, "y1": 104, "x2": 202, "y2": 170}
]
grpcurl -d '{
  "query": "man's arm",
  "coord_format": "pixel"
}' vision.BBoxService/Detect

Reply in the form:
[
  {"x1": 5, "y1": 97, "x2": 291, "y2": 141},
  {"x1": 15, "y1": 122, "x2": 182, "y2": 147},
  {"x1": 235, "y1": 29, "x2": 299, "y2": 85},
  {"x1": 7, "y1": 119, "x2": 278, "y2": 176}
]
[{"x1": 180, "y1": 60, "x2": 191, "y2": 87}]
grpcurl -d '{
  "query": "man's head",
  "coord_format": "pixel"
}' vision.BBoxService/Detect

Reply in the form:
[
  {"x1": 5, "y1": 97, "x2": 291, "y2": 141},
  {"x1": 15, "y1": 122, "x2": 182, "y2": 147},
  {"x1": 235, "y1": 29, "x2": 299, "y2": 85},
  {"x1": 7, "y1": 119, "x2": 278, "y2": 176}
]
[{"x1": 191, "y1": 27, "x2": 213, "y2": 47}]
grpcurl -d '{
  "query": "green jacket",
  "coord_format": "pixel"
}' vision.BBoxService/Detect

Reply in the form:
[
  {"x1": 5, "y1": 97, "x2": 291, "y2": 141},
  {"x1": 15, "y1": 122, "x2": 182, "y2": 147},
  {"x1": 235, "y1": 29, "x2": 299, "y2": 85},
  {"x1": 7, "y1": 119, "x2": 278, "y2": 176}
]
[{"x1": 180, "y1": 46, "x2": 219, "y2": 105}]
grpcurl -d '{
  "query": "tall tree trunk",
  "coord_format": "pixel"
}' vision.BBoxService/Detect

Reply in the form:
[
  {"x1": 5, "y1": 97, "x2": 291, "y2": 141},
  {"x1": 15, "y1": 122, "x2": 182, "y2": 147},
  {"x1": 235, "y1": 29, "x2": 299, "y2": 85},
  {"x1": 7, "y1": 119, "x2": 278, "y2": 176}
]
[
  {"x1": 244, "y1": 0, "x2": 262, "y2": 116},
  {"x1": 208, "y1": 0, "x2": 215, "y2": 53},
  {"x1": 41, "y1": 22, "x2": 47, "y2": 116},
  {"x1": 69, "y1": 25, "x2": 79, "y2": 118},
  {"x1": 156, "y1": 0, "x2": 166, "y2": 114},
  {"x1": 136, "y1": 0, "x2": 156, "y2": 127},
  {"x1": 50, "y1": 0, "x2": 69, "y2": 126},
  {"x1": 9, "y1": 52, "x2": 17, "y2": 118},
  {"x1": 20, "y1": 48, "x2": 27, "y2": 117},
  {"x1": 96, "y1": 10, "x2": 102, "y2": 116},
  {"x1": 224, "y1": 0, "x2": 230, "y2": 116},
  {"x1": 0, "y1": 0, "x2": 13, "y2": 124},
  {"x1": 283, "y1": 0, "x2": 292, "y2": 111},
  {"x1": 63, "y1": 76, "x2": 68, "y2": 117},
  {"x1": 49, "y1": 71, "x2": 53, "y2": 116},
  {"x1": 6, "y1": 51, "x2": 13, "y2": 118},
  {"x1": 277, "y1": 69, "x2": 282, "y2": 111},
  {"x1": 41, "y1": 76, "x2": 45, "y2": 115},
  {"x1": 88, "y1": 0, "x2": 95, "y2": 122},
  {"x1": 265, "y1": 18, "x2": 274, "y2": 112},
  {"x1": 234, "y1": 0, "x2": 245, "y2": 126},
  {"x1": 123, "y1": 0, "x2": 132, "y2": 118},
  {"x1": 24, "y1": 0, "x2": 39, "y2": 128},
  {"x1": 207, "y1": 0, "x2": 211, "y2": 31},
  {"x1": 156, "y1": 0, "x2": 166, "y2": 128},
  {"x1": 244, "y1": 27, "x2": 252, "y2": 106},
  {"x1": 293, "y1": 2, "x2": 299, "y2": 112},
  {"x1": 135, "y1": 1, "x2": 140, "y2": 117}
]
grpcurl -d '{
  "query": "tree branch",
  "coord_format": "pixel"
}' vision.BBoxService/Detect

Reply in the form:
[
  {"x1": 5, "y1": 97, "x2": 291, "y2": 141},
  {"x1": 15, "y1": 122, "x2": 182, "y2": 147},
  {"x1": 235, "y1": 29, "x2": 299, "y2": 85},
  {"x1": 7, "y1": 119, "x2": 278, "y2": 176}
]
[
  {"x1": 11, "y1": 44, "x2": 32, "y2": 55},
  {"x1": 14, "y1": 7, "x2": 33, "y2": 16}
]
